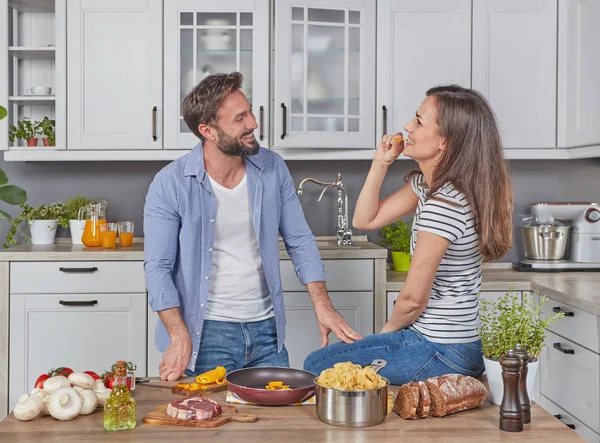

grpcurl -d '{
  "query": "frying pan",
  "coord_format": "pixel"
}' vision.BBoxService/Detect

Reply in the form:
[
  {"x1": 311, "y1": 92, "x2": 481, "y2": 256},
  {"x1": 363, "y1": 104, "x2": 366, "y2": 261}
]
[{"x1": 226, "y1": 366, "x2": 317, "y2": 406}]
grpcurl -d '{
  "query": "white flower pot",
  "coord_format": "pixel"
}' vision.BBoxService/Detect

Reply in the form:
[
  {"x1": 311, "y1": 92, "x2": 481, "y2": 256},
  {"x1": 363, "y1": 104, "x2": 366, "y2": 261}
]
[
  {"x1": 69, "y1": 219, "x2": 84, "y2": 245},
  {"x1": 484, "y1": 356, "x2": 539, "y2": 405},
  {"x1": 28, "y1": 220, "x2": 58, "y2": 245}
]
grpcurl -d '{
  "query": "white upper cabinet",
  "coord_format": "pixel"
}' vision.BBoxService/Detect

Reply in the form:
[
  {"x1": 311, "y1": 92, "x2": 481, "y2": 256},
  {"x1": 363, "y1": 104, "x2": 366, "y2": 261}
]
[
  {"x1": 164, "y1": 0, "x2": 270, "y2": 151},
  {"x1": 67, "y1": 0, "x2": 163, "y2": 150},
  {"x1": 273, "y1": 0, "x2": 376, "y2": 149},
  {"x1": 377, "y1": 0, "x2": 471, "y2": 142},
  {"x1": 473, "y1": 0, "x2": 557, "y2": 150},
  {"x1": 557, "y1": 0, "x2": 600, "y2": 151}
]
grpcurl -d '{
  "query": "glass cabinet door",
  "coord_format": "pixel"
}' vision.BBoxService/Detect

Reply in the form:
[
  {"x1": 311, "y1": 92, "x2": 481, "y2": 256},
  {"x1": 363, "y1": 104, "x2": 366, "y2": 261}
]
[
  {"x1": 274, "y1": 0, "x2": 375, "y2": 149},
  {"x1": 164, "y1": 1, "x2": 269, "y2": 150}
]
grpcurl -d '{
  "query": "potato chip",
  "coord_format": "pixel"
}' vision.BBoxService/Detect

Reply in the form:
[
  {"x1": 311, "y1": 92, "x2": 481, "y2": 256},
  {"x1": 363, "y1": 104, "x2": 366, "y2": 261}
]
[{"x1": 316, "y1": 362, "x2": 387, "y2": 390}]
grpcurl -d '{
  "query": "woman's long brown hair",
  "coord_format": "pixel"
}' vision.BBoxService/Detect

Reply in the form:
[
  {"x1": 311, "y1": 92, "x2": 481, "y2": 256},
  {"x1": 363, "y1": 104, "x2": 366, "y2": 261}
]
[{"x1": 409, "y1": 85, "x2": 513, "y2": 261}]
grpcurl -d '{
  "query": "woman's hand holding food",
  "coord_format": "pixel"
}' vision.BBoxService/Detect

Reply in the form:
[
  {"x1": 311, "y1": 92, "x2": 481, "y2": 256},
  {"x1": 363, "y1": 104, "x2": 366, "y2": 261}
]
[{"x1": 374, "y1": 133, "x2": 405, "y2": 166}]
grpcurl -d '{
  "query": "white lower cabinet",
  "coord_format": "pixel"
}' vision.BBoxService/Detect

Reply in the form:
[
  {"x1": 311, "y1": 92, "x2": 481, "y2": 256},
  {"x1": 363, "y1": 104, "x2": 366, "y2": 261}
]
[
  {"x1": 541, "y1": 395, "x2": 600, "y2": 443},
  {"x1": 9, "y1": 292, "x2": 147, "y2": 411},
  {"x1": 284, "y1": 291, "x2": 373, "y2": 370},
  {"x1": 147, "y1": 307, "x2": 161, "y2": 378}
]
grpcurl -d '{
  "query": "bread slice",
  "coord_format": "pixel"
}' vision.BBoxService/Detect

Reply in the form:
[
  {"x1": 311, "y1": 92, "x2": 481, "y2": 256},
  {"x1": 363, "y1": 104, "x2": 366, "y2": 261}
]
[
  {"x1": 425, "y1": 374, "x2": 487, "y2": 417},
  {"x1": 415, "y1": 380, "x2": 431, "y2": 418},
  {"x1": 393, "y1": 382, "x2": 420, "y2": 419}
]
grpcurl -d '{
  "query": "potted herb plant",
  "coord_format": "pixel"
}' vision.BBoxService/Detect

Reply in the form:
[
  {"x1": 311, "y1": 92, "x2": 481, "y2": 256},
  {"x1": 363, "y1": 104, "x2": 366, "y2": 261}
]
[
  {"x1": 9, "y1": 117, "x2": 39, "y2": 147},
  {"x1": 58, "y1": 195, "x2": 95, "y2": 245},
  {"x1": 478, "y1": 290, "x2": 564, "y2": 405},
  {"x1": 4, "y1": 202, "x2": 65, "y2": 247},
  {"x1": 379, "y1": 219, "x2": 412, "y2": 271},
  {"x1": 0, "y1": 106, "x2": 28, "y2": 246},
  {"x1": 37, "y1": 116, "x2": 56, "y2": 147}
]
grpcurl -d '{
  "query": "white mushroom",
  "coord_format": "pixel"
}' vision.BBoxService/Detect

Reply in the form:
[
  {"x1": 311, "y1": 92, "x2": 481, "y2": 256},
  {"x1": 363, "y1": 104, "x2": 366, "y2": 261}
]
[
  {"x1": 78, "y1": 389, "x2": 98, "y2": 415},
  {"x1": 14, "y1": 394, "x2": 44, "y2": 421},
  {"x1": 48, "y1": 387, "x2": 82, "y2": 421},
  {"x1": 93, "y1": 379, "x2": 111, "y2": 407},
  {"x1": 68, "y1": 372, "x2": 95, "y2": 390},
  {"x1": 30, "y1": 388, "x2": 50, "y2": 415},
  {"x1": 43, "y1": 375, "x2": 70, "y2": 393}
]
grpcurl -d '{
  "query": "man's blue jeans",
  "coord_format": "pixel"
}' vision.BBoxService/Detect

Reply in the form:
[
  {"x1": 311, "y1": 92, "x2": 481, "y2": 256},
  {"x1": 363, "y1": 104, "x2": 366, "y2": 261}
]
[
  {"x1": 186, "y1": 317, "x2": 290, "y2": 376},
  {"x1": 303, "y1": 328, "x2": 485, "y2": 384}
]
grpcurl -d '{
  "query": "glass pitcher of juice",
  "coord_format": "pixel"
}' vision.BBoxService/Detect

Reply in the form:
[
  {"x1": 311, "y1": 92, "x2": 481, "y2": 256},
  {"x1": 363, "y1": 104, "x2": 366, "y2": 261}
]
[{"x1": 79, "y1": 201, "x2": 108, "y2": 247}]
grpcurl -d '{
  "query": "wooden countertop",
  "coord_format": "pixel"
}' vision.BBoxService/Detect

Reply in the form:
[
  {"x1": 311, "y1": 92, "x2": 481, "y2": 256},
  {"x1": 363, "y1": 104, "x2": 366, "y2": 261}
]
[
  {"x1": 387, "y1": 267, "x2": 600, "y2": 316},
  {"x1": 0, "y1": 236, "x2": 387, "y2": 261},
  {"x1": 0, "y1": 382, "x2": 585, "y2": 442}
]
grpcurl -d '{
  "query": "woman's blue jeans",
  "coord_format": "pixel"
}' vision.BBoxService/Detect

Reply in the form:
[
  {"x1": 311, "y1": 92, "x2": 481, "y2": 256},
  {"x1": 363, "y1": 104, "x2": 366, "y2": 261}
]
[{"x1": 303, "y1": 328, "x2": 485, "y2": 385}]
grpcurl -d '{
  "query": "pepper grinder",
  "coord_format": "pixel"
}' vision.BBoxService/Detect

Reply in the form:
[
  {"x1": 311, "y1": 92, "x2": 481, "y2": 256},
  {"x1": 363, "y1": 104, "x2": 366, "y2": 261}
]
[
  {"x1": 499, "y1": 349, "x2": 524, "y2": 432},
  {"x1": 513, "y1": 344, "x2": 531, "y2": 424}
]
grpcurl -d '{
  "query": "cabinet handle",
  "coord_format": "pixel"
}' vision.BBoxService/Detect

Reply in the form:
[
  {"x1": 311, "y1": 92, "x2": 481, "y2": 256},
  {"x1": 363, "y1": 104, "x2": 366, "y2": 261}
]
[
  {"x1": 553, "y1": 306, "x2": 574, "y2": 316},
  {"x1": 59, "y1": 267, "x2": 98, "y2": 273},
  {"x1": 259, "y1": 105, "x2": 264, "y2": 141},
  {"x1": 553, "y1": 343, "x2": 575, "y2": 354},
  {"x1": 280, "y1": 103, "x2": 287, "y2": 139},
  {"x1": 382, "y1": 105, "x2": 388, "y2": 136},
  {"x1": 59, "y1": 300, "x2": 98, "y2": 306},
  {"x1": 554, "y1": 415, "x2": 576, "y2": 429},
  {"x1": 152, "y1": 106, "x2": 158, "y2": 141}
]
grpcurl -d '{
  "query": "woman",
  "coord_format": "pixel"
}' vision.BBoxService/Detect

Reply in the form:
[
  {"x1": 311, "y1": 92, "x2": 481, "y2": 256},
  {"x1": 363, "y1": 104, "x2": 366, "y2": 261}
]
[{"x1": 303, "y1": 85, "x2": 513, "y2": 385}]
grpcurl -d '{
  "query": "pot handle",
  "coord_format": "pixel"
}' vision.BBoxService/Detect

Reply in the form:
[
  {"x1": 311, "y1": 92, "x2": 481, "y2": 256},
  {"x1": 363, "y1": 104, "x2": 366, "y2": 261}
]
[
  {"x1": 370, "y1": 359, "x2": 387, "y2": 373},
  {"x1": 539, "y1": 231, "x2": 563, "y2": 240}
]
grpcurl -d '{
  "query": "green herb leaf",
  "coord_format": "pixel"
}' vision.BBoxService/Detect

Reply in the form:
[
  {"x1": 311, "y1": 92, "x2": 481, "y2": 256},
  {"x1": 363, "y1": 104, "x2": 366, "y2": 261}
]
[{"x1": 0, "y1": 185, "x2": 27, "y2": 205}]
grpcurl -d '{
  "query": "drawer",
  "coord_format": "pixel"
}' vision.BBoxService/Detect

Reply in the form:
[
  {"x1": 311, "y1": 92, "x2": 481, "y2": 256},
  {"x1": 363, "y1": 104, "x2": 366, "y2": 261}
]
[
  {"x1": 541, "y1": 330, "x2": 600, "y2": 433},
  {"x1": 542, "y1": 297, "x2": 599, "y2": 353},
  {"x1": 10, "y1": 261, "x2": 146, "y2": 294},
  {"x1": 280, "y1": 259, "x2": 373, "y2": 292},
  {"x1": 540, "y1": 395, "x2": 600, "y2": 443}
]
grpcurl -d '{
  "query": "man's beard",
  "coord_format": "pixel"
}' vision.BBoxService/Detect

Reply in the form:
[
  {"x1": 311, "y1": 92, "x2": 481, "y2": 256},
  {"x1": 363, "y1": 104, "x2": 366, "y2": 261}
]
[{"x1": 215, "y1": 126, "x2": 259, "y2": 157}]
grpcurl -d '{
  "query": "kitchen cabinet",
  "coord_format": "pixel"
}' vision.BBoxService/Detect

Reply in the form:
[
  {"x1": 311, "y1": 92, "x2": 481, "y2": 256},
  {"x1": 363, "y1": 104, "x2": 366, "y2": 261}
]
[
  {"x1": 66, "y1": 0, "x2": 163, "y2": 151},
  {"x1": 163, "y1": 0, "x2": 270, "y2": 151},
  {"x1": 539, "y1": 297, "x2": 600, "y2": 442},
  {"x1": 273, "y1": 0, "x2": 376, "y2": 150},
  {"x1": 8, "y1": 261, "x2": 147, "y2": 412},
  {"x1": 473, "y1": 0, "x2": 557, "y2": 149},
  {"x1": 376, "y1": 0, "x2": 471, "y2": 142}
]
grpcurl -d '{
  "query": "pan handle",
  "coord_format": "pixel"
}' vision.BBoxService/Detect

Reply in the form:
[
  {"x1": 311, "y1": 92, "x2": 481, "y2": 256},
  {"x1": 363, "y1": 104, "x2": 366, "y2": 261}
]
[{"x1": 370, "y1": 359, "x2": 387, "y2": 373}]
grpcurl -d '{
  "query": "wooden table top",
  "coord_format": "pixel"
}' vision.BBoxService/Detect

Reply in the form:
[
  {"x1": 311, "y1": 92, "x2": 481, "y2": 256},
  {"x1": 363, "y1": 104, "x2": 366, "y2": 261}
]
[{"x1": 0, "y1": 381, "x2": 585, "y2": 443}]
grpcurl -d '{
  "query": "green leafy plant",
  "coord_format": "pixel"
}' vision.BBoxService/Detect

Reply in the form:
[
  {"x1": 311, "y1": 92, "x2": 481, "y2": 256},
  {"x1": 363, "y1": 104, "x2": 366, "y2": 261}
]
[
  {"x1": 0, "y1": 107, "x2": 28, "y2": 244},
  {"x1": 9, "y1": 117, "x2": 39, "y2": 142},
  {"x1": 478, "y1": 290, "x2": 564, "y2": 361},
  {"x1": 379, "y1": 218, "x2": 412, "y2": 253},
  {"x1": 4, "y1": 202, "x2": 65, "y2": 248},
  {"x1": 58, "y1": 195, "x2": 95, "y2": 228},
  {"x1": 37, "y1": 116, "x2": 56, "y2": 146}
]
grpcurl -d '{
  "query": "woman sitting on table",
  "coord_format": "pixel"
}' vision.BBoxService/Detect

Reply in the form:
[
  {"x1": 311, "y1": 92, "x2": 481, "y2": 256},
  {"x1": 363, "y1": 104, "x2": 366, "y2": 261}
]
[{"x1": 303, "y1": 85, "x2": 514, "y2": 385}]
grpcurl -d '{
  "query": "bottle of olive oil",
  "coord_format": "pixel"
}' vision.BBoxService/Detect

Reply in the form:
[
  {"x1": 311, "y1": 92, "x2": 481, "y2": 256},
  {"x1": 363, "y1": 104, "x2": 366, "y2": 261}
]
[{"x1": 103, "y1": 360, "x2": 136, "y2": 431}]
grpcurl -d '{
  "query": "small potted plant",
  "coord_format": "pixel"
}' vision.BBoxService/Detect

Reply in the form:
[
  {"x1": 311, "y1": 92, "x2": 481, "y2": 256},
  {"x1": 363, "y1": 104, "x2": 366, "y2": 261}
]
[
  {"x1": 379, "y1": 219, "x2": 412, "y2": 271},
  {"x1": 478, "y1": 290, "x2": 564, "y2": 405},
  {"x1": 4, "y1": 201, "x2": 65, "y2": 247},
  {"x1": 37, "y1": 116, "x2": 56, "y2": 147},
  {"x1": 9, "y1": 117, "x2": 39, "y2": 147},
  {"x1": 57, "y1": 195, "x2": 95, "y2": 245}
]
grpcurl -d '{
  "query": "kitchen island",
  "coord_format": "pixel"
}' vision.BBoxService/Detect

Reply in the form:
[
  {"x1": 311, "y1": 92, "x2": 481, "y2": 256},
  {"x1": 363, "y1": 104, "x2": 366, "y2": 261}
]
[{"x1": 0, "y1": 381, "x2": 585, "y2": 442}]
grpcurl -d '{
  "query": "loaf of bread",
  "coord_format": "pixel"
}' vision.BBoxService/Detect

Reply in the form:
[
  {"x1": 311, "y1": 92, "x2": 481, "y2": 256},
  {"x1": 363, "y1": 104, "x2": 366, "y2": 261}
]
[
  {"x1": 424, "y1": 374, "x2": 487, "y2": 417},
  {"x1": 394, "y1": 375, "x2": 487, "y2": 420}
]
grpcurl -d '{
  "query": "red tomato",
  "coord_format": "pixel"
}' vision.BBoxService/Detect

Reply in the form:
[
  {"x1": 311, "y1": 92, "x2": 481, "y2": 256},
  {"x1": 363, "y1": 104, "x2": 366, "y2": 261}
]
[
  {"x1": 83, "y1": 370, "x2": 101, "y2": 380},
  {"x1": 103, "y1": 373, "x2": 131, "y2": 390},
  {"x1": 33, "y1": 374, "x2": 50, "y2": 389},
  {"x1": 54, "y1": 367, "x2": 73, "y2": 377}
]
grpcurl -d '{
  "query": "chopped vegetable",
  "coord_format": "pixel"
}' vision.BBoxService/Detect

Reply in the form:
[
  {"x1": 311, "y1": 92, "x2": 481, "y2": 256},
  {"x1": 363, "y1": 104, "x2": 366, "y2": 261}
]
[{"x1": 195, "y1": 366, "x2": 226, "y2": 385}]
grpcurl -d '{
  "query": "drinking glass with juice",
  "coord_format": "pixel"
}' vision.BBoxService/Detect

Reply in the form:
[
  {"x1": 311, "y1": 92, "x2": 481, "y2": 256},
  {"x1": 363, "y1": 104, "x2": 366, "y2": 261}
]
[
  {"x1": 100, "y1": 223, "x2": 118, "y2": 249},
  {"x1": 118, "y1": 221, "x2": 134, "y2": 247}
]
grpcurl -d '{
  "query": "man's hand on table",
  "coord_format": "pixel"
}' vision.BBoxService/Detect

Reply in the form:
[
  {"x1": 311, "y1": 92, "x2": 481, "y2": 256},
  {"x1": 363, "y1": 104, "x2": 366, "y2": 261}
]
[{"x1": 159, "y1": 332, "x2": 192, "y2": 381}]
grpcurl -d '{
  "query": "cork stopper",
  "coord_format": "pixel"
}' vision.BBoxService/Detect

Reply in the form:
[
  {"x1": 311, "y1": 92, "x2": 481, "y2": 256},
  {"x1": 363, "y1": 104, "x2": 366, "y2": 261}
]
[{"x1": 115, "y1": 360, "x2": 127, "y2": 377}]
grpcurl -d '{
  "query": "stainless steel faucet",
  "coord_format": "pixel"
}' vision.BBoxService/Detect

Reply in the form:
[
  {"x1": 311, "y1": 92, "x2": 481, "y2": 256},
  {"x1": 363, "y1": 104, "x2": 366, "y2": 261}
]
[{"x1": 297, "y1": 173, "x2": 353, "y2": 246}]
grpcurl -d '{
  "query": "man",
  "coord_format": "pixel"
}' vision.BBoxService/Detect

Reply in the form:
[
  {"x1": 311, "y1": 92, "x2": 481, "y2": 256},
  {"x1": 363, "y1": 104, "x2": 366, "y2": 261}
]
[{"x1": 144, "y1": 72, "x2": 362, "y2": 381}]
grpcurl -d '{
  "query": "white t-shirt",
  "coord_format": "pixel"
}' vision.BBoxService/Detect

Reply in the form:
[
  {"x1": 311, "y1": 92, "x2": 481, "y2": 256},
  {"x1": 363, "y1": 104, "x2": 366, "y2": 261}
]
[
  {"x1": 205, "y1": 173, "x2": 274, "y2": 322},
  {"x1": 409, "y1": 173, "x2": 482, "y2": 343}
]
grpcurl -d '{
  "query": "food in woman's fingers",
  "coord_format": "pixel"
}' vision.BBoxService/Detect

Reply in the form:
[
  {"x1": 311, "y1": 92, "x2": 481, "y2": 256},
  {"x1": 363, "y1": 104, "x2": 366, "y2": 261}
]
[{"x1": 393, "y1": 135, "x2": 405, "y2": 143}]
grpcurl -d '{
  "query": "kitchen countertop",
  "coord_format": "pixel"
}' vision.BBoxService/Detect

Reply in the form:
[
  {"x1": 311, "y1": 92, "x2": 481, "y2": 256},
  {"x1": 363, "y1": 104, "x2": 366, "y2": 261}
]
[
  {"x1": 387, "y1": 267, "x2": 600, "y2": 317},
  {"x1": 0, "y1": 236, "x2": 387, "y2": 261},
  {"x1": 0, "y1": 381, "x2": 584, "y2": 442}
]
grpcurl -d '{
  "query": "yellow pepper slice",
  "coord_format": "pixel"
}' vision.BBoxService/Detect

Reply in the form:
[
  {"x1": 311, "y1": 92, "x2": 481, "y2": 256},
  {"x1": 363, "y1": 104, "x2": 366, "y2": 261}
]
[
  {"x1": 265, "y1": 381, "x2": 291, "y2": 390},
  {"x1": 196, "y1": 366, "x2": 227, "y2": 385}
]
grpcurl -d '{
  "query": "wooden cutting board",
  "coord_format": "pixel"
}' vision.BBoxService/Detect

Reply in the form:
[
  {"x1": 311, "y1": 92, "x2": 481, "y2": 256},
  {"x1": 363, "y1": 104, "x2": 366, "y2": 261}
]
[
  {"x1": 171, "y1": 383, "x2": 227, "y2": 397},
  {"x1": 143, "y1": 404, "x2": 258, "y2": 428}
]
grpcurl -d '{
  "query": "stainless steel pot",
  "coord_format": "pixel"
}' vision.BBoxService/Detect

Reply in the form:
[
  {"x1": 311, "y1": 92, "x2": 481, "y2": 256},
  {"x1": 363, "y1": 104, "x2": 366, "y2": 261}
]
[
  {"x1": 521, "y1": 225, "x2": 570, "y2": 260},
  {"x1": 315, "y1": 382, "x2": 388, "y2": 428}
]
